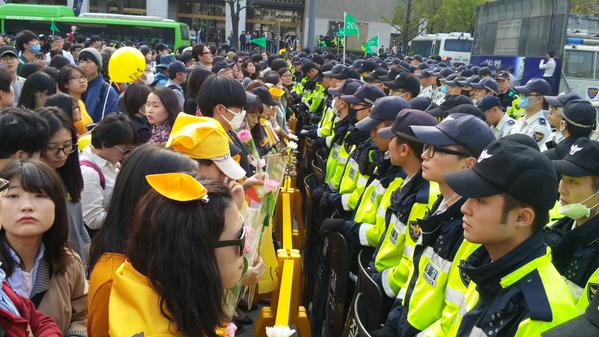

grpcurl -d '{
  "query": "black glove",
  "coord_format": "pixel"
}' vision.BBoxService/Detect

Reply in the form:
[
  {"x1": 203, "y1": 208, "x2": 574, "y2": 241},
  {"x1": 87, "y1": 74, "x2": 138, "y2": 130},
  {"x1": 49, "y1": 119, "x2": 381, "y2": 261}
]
[
  {"x1": 312, "y1": 187, "x2": 325, "y2": 204},
  {"x1": 370, "y1": 325, "x2": 397, "y2": 337},
  {"x1": 319, "y1": 218, "x2": 349, "y2": 236},
  {"x1": 310, "y1": 113, "x2": 322, "y2": 124},
  {"x1": 299, "y1": 128, "x2": 318, "y2": 139},
  {"x1": 313, "y1": 137, "x2": 327, "y2": 148}
]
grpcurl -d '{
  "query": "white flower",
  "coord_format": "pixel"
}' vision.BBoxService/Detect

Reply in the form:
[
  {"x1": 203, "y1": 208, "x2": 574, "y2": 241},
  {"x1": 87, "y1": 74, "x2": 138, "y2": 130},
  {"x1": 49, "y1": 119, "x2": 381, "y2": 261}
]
[
  {"x1": 265, "y1": 326, "x2": 296, "y2": 337},
  {"x1": 287, "y1": 141, "x2": 298, "y2": 150}
]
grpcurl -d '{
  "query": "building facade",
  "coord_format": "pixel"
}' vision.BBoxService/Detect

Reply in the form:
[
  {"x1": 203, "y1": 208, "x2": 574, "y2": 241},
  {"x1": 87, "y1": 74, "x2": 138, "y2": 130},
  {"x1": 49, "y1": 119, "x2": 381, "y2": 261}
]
[{"x1": 6, "y1": 0, "x2": 398, "y2": 51}]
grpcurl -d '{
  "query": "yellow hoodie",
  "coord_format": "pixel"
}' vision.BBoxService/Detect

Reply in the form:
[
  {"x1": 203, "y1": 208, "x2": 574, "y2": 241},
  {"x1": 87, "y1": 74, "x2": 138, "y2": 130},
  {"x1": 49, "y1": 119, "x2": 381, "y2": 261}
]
[{"x1": 109, "y1": 261, "x2": 230, "y2": 337}]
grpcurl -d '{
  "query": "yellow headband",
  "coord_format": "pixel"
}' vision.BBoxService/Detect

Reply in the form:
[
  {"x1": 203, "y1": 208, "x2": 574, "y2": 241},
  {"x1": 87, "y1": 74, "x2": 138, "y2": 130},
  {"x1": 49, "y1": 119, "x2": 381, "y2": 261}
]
[{"x1": 145, "y1": 173, "x2": 208, "y2": 202}]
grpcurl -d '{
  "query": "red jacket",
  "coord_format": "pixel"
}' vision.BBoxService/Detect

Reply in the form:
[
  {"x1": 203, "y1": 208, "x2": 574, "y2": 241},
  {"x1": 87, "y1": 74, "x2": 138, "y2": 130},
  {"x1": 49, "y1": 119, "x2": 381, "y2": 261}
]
[{"x1": 0, "y1": 282, "x2": 62, "y2": 337}]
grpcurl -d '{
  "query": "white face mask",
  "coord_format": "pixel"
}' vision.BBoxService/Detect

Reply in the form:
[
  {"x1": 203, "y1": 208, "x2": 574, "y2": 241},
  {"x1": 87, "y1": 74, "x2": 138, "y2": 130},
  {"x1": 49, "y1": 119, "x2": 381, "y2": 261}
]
[
  {"x1": 223, "y1": 106, "x2": 246, "y2": 130},
  {"x1": 143, "y1": 71, "x2": 154, "y2": 85},
  {"x1": 331, "y1": 98, "x2": 339, "y2": 115},
  {"x1": 560, "y1": 190, "x2": 599, "y2": 220}
]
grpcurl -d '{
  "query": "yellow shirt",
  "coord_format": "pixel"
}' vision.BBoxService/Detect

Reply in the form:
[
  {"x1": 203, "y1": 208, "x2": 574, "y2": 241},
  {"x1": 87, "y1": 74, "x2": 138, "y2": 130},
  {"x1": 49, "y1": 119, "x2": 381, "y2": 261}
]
[
  {"x1": 74, "y1": 99, "x2": 94, "y2": 135},
  {"x1": 109, "y1": 260, "x2": 230, "y2": 337},
  {"x1": 87, "y1": 253, "x2": 127, "y2": 337}
]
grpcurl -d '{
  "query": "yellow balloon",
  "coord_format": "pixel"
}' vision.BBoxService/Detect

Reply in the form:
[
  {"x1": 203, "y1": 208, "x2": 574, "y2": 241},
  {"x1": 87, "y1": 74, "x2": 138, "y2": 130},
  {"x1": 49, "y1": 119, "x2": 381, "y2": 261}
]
[{"x1": 108, "y1": 47, "x2": 146, "y2": 83}]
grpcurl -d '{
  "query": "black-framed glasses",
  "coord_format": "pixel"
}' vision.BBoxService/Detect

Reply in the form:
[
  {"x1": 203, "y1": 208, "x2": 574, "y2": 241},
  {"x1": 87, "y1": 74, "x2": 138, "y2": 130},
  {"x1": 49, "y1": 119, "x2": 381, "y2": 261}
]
[
  {"x1": 213, "y1": 225, "x2": 246, "y2": 257},
  {"x1": 45, "y1": 143, "x2": 77, "y2": 156},
  {"x1": 0, "y1": 178, "x2": 8, "y2": 193},
  {"x1": 423, "y1": 144, "x2": 471, "y2": 158}
]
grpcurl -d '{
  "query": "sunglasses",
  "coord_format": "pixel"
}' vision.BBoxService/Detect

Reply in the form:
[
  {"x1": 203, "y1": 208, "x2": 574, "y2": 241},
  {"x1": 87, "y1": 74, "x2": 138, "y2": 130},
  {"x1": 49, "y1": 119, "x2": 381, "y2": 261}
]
[
  {"x1": 0, "y1": 178, "x2": 8, "y2": 193},
  {"x1": 423, "y1": 144, "x2": 472, "y2": 158},
  {"x1": 213, "y1": 225, "x2": 246, "y2": 257}
]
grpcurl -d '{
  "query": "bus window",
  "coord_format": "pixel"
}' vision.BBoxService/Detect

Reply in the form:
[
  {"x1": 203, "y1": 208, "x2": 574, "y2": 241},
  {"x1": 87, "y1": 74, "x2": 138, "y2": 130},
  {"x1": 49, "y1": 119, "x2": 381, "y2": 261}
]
[
  {"x1": 73, "y1": 23, "x2": 175, "y2": 46},
  {"x1": 564, "y1": 50, "x2": 595, "y2": 79},
  {"x1": 444, "y1": 39, "x2": 473, "y2": 52},
  {"x1": 411, "y1": 40, "x2": 433, "y2": 57},
  {"x1": 180, "y1": 23, "x2": 189, "y2": 41},
  {"x1": 4, "y1": 19, "x2": 53, "y2": 38}
]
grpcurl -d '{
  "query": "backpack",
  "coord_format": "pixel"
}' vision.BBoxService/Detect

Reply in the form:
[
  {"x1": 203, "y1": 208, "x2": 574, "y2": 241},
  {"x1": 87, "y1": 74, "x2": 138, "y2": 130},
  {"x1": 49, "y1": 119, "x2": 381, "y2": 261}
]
[{"x1": 80, "y1": 160, "x2": 105, "y2": 189}]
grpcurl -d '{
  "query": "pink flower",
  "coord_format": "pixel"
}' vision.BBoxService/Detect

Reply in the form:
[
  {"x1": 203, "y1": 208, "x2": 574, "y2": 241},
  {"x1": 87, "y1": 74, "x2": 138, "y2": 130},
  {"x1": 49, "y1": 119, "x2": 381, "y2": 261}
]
[
  {"x1": 264, "y1": 179, "x2": 280, "y2": 193},
  {"x1": 237, "y1": 129, "x2": 252, "y2": 143}
]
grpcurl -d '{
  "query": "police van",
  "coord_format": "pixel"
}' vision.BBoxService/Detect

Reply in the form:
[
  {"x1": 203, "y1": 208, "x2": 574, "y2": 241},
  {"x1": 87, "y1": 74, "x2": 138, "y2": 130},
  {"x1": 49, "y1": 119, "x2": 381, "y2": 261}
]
[
  {"x1": 409, "y1": 32, "x2": 473, "y2": 64},
  {"x1": 560, "y1": 30, "x2": 599, "y2": 106}
]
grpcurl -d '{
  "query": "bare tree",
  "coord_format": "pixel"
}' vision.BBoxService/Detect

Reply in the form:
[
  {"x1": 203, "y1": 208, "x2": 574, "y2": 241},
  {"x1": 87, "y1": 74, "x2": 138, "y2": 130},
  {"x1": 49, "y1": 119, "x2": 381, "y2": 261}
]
[{"x1": 225, "y1": 0, "x2": 248, "y2": 49}]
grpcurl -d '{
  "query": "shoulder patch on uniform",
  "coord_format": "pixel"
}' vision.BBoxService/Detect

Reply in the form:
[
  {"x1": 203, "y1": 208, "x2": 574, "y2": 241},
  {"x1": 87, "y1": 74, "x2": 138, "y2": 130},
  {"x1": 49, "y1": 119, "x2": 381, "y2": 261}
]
[
  {"x1": 507, "y1": 119, "x2": 516, "y2": 125},
  {"x1": 588, "y1": 283, "x2": 599, "y2": 303},
  {"x1": 538, "y1": 117, "x2": 547, "y2": 125},
  {"x1": 518, "y1": 270, "x2": 553, "y2": 322},
  {"x1": 533, "y1": 132, "x2": 545, "y2": 142},
  {"x1": 409, "y1": 221, "x2": 422, "y2": 242}
]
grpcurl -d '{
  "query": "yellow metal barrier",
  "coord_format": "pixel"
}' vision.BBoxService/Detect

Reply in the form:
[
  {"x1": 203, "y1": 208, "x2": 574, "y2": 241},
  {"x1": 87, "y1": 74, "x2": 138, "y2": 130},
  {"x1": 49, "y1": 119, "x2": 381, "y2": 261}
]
[{"x1": 255, "y1": 176, "x2": 310, "y2": 336}]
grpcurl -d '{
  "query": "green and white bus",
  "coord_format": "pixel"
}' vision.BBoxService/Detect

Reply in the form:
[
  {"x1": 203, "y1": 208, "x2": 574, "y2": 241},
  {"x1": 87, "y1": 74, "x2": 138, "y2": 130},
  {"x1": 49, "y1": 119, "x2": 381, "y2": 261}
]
[{"x1": 0, "y1": 3, "x2": 190, "y2": 49}]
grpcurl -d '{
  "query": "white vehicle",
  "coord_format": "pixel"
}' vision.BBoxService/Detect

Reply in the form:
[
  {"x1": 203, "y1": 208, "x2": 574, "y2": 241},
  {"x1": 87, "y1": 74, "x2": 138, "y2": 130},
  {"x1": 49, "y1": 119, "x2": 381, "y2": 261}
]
[
  {"x1": 409, "y1": 32, "x2": 473, "y2": 64},
  {"x1": 560, "y1": 30, "x2": 599, "y2": 106}
]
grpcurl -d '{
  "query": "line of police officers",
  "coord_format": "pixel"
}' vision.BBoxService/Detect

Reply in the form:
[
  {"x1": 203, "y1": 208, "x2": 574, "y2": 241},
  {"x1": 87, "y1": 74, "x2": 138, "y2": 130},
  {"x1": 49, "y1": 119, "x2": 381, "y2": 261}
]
[{"x1": 288, "y1": 50, "x2": 599, "y2": 337}]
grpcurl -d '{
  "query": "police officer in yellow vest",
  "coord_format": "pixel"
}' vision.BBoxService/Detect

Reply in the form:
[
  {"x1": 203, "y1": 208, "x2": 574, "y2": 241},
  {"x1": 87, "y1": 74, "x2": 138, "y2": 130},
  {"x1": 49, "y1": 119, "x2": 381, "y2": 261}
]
[
  {"x1": 442, "y1": 139, "x2": 579, "y2": 337},
  {"x1": 318, "y1": 96, "x2": 412, "y2": 241},
  {"x1": 371, "y1": 114, "x2": 496, "y2": 337},
  {"x1": 545, "y1": 138, "x2": 599, "y2": 311},
  {"x1": 365, "y1": 109, "x2": 440, "y2": 312}
]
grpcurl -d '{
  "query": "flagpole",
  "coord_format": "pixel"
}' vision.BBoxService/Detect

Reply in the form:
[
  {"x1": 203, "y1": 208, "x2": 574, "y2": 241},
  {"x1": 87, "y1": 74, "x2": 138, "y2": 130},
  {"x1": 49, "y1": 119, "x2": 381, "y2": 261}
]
[{"x1": 342, "y1": 11, "x2": 347, "y2": 65}]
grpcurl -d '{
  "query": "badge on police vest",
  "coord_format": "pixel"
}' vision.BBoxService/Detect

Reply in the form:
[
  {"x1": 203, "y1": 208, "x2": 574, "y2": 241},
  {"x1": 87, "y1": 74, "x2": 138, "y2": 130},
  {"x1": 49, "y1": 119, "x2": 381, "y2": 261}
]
[
  {"x1": 533, "y1": 132, "x2": 545, "y2": 142},
  {"x1": 588, "y1": 283, "x2": 598, "y2": 303},
  {"x1": 409, "y1": 221, "x2": 422, "y2": 242},
  {"x1": 424, "y1": 262, "x2": 440, "y2": 288}
]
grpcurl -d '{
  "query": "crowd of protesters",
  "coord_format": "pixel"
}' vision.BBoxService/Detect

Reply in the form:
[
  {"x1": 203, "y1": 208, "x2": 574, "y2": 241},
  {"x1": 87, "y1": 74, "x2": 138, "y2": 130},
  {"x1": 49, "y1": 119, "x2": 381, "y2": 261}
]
[{"x1": 0, "y1": 25, "x2": 597, "y2": 337}]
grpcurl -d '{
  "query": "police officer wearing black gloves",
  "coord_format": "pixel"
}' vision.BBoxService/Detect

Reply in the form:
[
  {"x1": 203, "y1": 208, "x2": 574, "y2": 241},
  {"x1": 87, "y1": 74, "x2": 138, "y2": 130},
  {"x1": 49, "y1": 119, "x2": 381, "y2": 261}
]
[
  {"x1": 318, "y1": 96, "x2": 411, "y2": 240},
  {"x1": 545, "y1": 138, "x2": 599, "y2": 310}
]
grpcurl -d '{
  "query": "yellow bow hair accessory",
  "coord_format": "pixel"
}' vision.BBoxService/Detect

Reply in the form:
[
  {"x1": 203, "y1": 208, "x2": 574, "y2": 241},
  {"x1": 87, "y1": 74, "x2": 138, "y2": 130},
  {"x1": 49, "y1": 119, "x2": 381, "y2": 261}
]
[
  {"x1": 145, "y1": 173, "x2": 209, "y2": 202},
  {"x1": 269, "y1": 86, "x2": 285, "y2": 98}
]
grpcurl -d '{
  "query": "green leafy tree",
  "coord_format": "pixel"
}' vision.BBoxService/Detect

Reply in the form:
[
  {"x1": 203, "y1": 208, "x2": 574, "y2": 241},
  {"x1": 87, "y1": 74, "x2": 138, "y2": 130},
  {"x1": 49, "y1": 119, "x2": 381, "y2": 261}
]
[{"x1": 571, "y1": 0, "x2": 599, "y2": 16}]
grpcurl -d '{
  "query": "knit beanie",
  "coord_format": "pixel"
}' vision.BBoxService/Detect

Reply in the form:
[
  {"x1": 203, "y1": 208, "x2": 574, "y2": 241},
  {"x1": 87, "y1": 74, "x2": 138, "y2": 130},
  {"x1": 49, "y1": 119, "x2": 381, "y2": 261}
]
[{"x1": 78, "y1": 47, "x2": 102, "y2": 72}]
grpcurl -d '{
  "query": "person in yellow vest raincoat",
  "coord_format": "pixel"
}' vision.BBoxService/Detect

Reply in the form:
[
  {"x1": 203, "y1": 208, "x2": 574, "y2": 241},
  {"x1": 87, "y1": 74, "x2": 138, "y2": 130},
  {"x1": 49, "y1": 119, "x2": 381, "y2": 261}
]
[
  {"x1": 442, "y1": 139, "x2": 579, "y2": 337},
  {"x1": 109, "y1": 173, "x2": 246, "y2": 337},
  {"x1": 364, "y1": 109, "x2": 440, "y2": 314},
  {"x1": 545, "y1": 138, "x2": 599, "y2": 311}
]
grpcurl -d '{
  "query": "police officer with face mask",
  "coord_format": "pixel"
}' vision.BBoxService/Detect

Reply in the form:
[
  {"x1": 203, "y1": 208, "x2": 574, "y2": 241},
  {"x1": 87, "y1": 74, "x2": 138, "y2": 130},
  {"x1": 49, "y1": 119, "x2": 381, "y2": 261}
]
[{"x1": 545, "y1": 138, "x2": 599, "y2": 311}]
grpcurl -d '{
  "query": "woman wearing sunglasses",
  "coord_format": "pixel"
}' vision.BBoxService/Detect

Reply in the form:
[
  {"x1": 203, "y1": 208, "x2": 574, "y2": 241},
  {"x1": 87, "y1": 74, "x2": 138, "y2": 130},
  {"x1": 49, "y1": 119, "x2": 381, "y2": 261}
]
[
  {"x1": 109, "y1": 173, "x2": 245, "y2": 337},
  {"x1": 38, "y1": 107, "x2": 91, "y2": 265}
]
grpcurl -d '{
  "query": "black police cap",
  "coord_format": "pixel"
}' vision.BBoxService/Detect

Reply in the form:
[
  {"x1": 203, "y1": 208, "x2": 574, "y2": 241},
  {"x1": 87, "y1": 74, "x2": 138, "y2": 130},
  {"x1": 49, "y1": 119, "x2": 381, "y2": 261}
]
[
  {"x1": 515, "y1": 78, "x2": 551, "y2": 96},
  {"x1": 328, "y1": 78, "x2": 362, "y2": 96},
  {"x1": 544, "y1": 92, "x2": 581, "y2": 107},
  {"x1": 427, "y1": 95, "x2": 473, "y2": 118},
  {"x1": 447, "y1": 105, "x2": 485, "y2": 121},
  {"x1": 378, "y1": 108, "x2": 438, "y2": 140},
  {"x1": 356, "y1": 96, "x2": 411, "y2": 132},
  {"x1": 363, "y1": 68, "x2": 388, "y2": 82},
  {"x1": 477, "y1": 96, "x2": 502, "y2": 113},
  {"x1": 553, "y1": 138, "x2": 599, "y2": 177},
  {"x1": 411, "y1": 114, "x2": 494, "y2": 157},
  {"x1": 410, "y1": 97, "x2": 436, "y2": 111},
  {"x1": 340, "y1": 83, "x2": 386, "y2": 105},
  {"x1": 562, "y1": 99, "x2": 597, "y2": 129},
  {"x1": 445, "y1": 139, "x2": 558, "y2": 211},
  {"x1": 471, "y1": 78, "x2": 499, "y2": 94},
  {"x1": 323, "y1": 64, "x2": 347, "y2": 79}
]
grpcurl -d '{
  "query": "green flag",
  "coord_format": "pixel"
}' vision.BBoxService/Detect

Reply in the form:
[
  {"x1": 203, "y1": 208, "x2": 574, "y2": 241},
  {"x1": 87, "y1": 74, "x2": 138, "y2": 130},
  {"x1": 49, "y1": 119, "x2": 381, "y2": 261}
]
[
  {"x1": 50, "y1": 21, "x2": 60, "y2": 33},
  {"x1": 345, "y1": 13, "x2": 360, "y2": 40},
  {"x1": 364, "y1": 36, "x2": 379, "y2": 54},
  {"x1": 250, "y1": 36, "x2": 267, "y2": 48}
]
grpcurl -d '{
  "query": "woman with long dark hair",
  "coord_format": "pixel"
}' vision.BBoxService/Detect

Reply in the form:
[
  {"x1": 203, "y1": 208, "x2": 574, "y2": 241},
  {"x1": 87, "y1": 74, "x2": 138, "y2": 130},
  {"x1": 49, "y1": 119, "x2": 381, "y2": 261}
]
[
  {"x1": 146, "y1": 87, "x2": 180, "y2": 144},
  {"x1": 37, "y1": 107, "x2": 90, "y2": 265},
  {"x1": 0, "y1": 160, "x2": 88, "y2": 336},
  {"x1": 18, "y1": 71, "x2": 57, "y2": 110},
  {"x1": 108, "y1": 174, "x2": 245, "y2": 337},
  {"x1": 184, "y1": 68, "x2": 212, "y2": 115},
  {"x1": 122, "y1": 83, "x2": 151, "y2": 143},
  {"x1": 87, "y1": 145, "x2": 198, "y2": 337}
]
